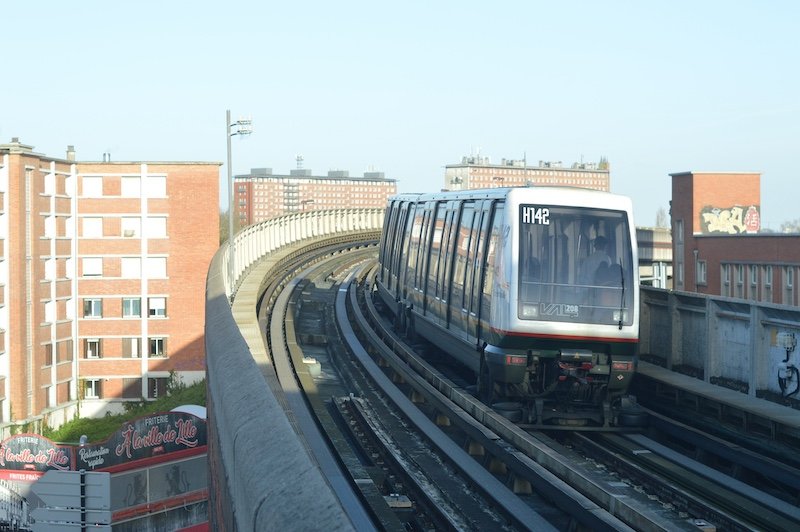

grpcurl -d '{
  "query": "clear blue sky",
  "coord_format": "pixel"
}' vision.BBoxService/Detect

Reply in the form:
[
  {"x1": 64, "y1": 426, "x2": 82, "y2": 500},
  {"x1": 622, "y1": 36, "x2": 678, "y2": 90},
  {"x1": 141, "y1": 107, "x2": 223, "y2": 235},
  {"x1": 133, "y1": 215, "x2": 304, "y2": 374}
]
[{"x1": 3, "y1": 1, "x2": 798, "y2": 227}]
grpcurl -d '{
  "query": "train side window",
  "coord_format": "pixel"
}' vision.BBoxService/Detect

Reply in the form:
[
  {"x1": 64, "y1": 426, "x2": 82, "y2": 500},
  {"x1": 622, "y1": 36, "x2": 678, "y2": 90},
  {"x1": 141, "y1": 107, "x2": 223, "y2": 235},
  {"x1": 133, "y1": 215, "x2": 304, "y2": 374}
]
[
  {"x1": 464, "y1": 204, "x2": 483, "y2": 312},
  {"x1": 469, "y1": 203, "x2": 492, "y2": 315},
  {"x1": 416, "y1": 207, "x2": 434, "y2": 290},
  {"x1": 452, "y1": 202, "x2": 474, "y2": 312},
  {"x1": 438, "y1": 203, "x2": 459, "y2": 304},
  {"x1": 427, "y1": 203, "x2": 447, "y2": 301},
  {"x1": 397, "y1": 204, "x2": 416, "y2": 294},
  {"x1": 380, "y1": 202, "x2": 398, "y2": 281},
  {"x1": 406, "y1": 206, "x2": 424, "y2": 291},
  {"x1": 482, "y1": 203, "x2": 505, "y2": 320}
]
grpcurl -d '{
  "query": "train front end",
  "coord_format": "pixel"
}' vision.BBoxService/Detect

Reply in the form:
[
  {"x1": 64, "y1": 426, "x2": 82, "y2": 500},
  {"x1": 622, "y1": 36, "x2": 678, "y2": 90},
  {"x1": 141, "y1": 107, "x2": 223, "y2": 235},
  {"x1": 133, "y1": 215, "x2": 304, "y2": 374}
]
[{"x1": 485, "y1": 188, "x2": 640, "y2": 426}]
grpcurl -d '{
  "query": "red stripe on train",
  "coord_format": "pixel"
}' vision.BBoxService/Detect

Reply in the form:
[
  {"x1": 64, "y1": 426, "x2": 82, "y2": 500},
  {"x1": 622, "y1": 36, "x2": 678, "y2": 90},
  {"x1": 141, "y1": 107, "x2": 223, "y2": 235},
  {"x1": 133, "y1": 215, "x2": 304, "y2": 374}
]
[{"x1": 491, "y1": 328, "x2": 639, "y2": 343}]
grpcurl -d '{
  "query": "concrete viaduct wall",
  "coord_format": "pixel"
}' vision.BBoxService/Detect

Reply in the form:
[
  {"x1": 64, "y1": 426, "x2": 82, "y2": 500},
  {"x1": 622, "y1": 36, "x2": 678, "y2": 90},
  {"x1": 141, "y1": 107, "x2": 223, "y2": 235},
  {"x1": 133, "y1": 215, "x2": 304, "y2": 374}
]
[
  {"x1": 205, "y1": 209, "x2": 800, "y2": 529},
  {"x1": 205, "y1": 209, "x2": 383, "y2": 531},
  {"x1": 640, "y1": 286, "x2": 800, "y2": 399}
]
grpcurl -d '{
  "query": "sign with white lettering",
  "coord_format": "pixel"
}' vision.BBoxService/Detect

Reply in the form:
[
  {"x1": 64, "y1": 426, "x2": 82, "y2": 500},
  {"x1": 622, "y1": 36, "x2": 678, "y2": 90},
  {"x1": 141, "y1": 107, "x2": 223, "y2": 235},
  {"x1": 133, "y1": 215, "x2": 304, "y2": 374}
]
[
  {"x1": 0, "y1": 434, "x2": 72, "y2": 473},
  {"x1": 75, "y1": 412, "x2": 207, "y2": 471}
]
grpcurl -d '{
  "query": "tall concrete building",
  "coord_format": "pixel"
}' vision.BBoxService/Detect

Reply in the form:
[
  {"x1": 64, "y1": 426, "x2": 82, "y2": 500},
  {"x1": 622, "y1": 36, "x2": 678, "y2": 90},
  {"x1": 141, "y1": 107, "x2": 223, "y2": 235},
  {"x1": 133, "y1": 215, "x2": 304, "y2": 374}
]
[
  {"x1": 0, "y1": 138, "x2": 219, "y2": 430},
  {"x1": 233, "y1": 166, "x2": 397, "y2": 227},
  {"x1": 444, "y1": 155, "x2": 610, "y2": 191}
]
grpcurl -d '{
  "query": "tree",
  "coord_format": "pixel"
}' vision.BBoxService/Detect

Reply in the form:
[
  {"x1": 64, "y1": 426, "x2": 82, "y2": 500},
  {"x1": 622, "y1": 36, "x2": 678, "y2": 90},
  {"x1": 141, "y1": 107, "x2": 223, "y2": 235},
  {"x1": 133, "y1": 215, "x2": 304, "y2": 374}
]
[
  {"x1": 655, "y1": 207, "x2": 669, "y2": 228},
  {"x1": 219, "y1": 210, "x2": 230, "y2": 245},
  {"x1": 780, "y1": 219, "x2": 800, "y2": 234}
]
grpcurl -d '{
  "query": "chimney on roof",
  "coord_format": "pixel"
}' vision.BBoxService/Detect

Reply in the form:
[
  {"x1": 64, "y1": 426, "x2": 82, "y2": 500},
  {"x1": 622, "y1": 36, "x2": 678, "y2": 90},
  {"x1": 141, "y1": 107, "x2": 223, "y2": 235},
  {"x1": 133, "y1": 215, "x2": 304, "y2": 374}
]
[{"x1": 66, "y1": 145, "x2": 76, "y2": 161}]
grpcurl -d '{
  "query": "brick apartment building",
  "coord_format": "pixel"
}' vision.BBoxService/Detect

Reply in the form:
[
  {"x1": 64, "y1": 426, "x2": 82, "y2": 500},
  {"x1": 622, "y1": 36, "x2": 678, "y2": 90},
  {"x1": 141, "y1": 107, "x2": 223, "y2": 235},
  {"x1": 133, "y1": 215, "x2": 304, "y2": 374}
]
[
  {"x1": 233, "y1": 167, "x2": 397, "y2": 227},
  {"x1": 0, "y1": 138, "x2": 219, "y2": 429},
  {"x1": 443, "y1": 154, "x2": 610, "y2": 191},
  {"x1": 671, "y1": 171, "x2": 800, "y2": 306}
]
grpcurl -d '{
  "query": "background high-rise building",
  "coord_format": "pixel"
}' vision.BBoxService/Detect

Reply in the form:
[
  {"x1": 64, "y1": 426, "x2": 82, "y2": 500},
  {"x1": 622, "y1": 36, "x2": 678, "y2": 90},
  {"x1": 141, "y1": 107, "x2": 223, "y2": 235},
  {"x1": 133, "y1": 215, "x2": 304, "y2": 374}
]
[
  {"x1": 233, "y1": 167, "x2": 397, "y2": 227},
  {"x1": 0, "y1": 138, "x2": 219, "y2": 431},
  {"x1": 444, "y1": 154, "x2": 610, "y2": 191}
]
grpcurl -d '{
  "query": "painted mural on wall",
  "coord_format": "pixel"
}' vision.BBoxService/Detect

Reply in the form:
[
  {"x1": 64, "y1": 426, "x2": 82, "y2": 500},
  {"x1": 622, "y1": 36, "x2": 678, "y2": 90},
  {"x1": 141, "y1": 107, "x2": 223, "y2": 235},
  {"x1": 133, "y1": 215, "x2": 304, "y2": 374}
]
[{"x1": 700, "y1": 204, "x2": 761, "y2": 234}]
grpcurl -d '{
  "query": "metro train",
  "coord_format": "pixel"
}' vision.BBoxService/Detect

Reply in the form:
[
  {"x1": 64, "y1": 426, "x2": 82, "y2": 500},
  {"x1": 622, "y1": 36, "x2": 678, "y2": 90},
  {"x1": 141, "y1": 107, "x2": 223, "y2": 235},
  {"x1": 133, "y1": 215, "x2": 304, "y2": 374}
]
[{"x1": 375, "y1": 187, "x2": 644, "y2": 427}]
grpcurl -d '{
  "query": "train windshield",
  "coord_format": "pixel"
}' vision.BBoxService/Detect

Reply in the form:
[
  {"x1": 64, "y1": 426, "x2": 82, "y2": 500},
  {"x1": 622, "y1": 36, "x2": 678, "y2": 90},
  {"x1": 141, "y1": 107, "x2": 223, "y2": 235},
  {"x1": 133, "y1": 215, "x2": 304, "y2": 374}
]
[{"x1": 518, "y1": 204, "x2": 634, "y2": 325}]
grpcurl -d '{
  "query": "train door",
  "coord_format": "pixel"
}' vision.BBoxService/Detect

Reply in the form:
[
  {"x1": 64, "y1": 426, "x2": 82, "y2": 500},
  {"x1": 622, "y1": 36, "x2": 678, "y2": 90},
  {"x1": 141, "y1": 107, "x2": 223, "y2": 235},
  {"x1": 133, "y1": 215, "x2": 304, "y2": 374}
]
[
  {"x1": 390, "y1": 203, "x2": 410, "y2": 293},
  {"x1": 429, "y1": 202, "x2": 457, "y2": 326},
  {"x1": 466, "y1": 201, "x2": 493, "y2": 346},
  {"x1": 396, "y1": 202, "x2": 417, "y2": 299},
  {"x1": 380, "y1": 201, "x2": 400, "y2": 288},
  {"x1": 414, "y1": 202, "x2": 436, "y2": 312},
  {"x1": 441, "y1": 202, "x2": 461, "y2": 329},
  {"x1": 451, "y1": 201, "x2": 475, "y2": 340}
]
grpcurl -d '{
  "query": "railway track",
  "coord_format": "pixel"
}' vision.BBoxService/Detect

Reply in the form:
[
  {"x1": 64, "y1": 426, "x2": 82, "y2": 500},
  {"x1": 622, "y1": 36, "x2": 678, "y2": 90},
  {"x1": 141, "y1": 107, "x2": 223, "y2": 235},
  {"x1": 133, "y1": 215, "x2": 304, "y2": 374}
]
[{"x1": 259, "y1": 244, "x2": 800, "y2": 531}]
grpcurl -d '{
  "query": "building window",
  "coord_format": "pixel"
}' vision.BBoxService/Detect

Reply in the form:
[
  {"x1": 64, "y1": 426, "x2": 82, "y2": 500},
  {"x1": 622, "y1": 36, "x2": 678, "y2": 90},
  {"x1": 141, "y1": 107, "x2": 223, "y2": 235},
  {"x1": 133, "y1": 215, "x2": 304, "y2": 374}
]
[
  {"x1": 44, "y1": 344, "x2": 53, "y2": 366},
  {"x1": 85, "y1": 338, "x2": 102, "y2": 358},
  {"x1": 697, "y1": 260, "x2": 707, "y2": 285},
  {"x1": 149, "y1": 337, "x2": 167, "y2": 357},
  {"x1": 122, "y1": 297, "x2": 141, "y2": 318},
  {"x1": 121, "y1": 217, "x2": 140, "y2": 238},
  {"x1": 737, "y1": 265, "x2": 744, "y2": 285},
  {"x1": 765, "y1": 265, "x2": 773, "y2": 287},
  {"x1": 145, "y1": 176, "x2": 166, "y2": 198},
  {"x1": 83, "y1": 298, "x2": 103, "y2": 318},
  {"x1": 675, "y1": 220, "x2": 683, "y2": 243},
  {"x1": 82, "y1": 217, "x2": 103, "y2": 237},
  {"x1": 146, "y1": 257, "x2": 167, "y2": 278},
  {"x1": 750, "y1": 266, "x2": 758, "y2": 286},
  {"x1": 123, "y1": 337, "x2": 141, "y2": 358},
  {"x1": 82, "y1": 176, "x2": 103, "y2": 197},
  {"x1": 121, "y1": 176, "x2": 141, "y2": 197},
  {"x1": 147, "y1": 377, "x2": 168, "y2": 399},
  {"x1": 121, "y1": 257, "x2": 141, "y2": 279},
  {"x1": 148, "y1": 297, "x2": 166, "y2": 318},
  {"x1": 787, "y1": 267, "x2": 795, "y2": 289},
  {"x1": 82, "y1": 257, "x2": 103, "y2": 277},
  {"x1": 144, "y1": 217, "x2": 167, "y2": 238},
  {"x1": 122, "y1": 378, "x2": 142, "y2": 399},
  {"x1": 84, "y1": 379, "x2": 101, "y2": 399}
]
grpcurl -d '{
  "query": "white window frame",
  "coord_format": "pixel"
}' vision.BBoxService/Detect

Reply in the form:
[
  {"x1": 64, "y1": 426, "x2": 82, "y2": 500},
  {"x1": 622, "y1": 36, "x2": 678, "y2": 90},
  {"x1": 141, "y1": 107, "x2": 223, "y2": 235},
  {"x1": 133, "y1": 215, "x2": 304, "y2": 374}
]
[
  {"x1": 83, "y1": 257, "x2": 103, "y2": 277},
  {"x1": 144, "y1": 216, "x2": 167, "y2": 238},
  {"x1": 121, "y1": 257, "x2": 141, "y2": 279},
  {"x1": 765, "y1": 265, "x2": 773, "y2": 287},
  {"x1": 148, "y1": 297, "x2": 166, "y2": 318},
  {"x1": 84, "y1": 379, "x2": 101, "y2": 399},
  {"x1": 145, "y1": 257, "x2": 167, "y2": 279},
  {"x1": 83, "y1": 298, "x2": 103, "y2": 318},
  {"x1": 121, "y1": 176, "x2": 141, "y2": 197},
  {"x1": 121, "y1": 217, "x2": 140, "y2": 238},
  {"x1": 83, "y1": 217, "x2": 103, "y2": 238},
  {"x1": 697, "y1": 260, "x2": 707, "y2": 285},
  {"x1": 85, "y1": 338, "x2": 101, "y2": 358},
  {"x1": 145, "y1": 176, "x2": 166, "y2": 198},
  {"x1": 82, "y1": 176, "x2": 103, "y2": 197},
  {"x1": 122, "y1": 297, "x2": 141, "y2": 318},
  {"x1": 149, "y1": 337, "x2": 167, "y2": 357},
  {"x1": 123, "y1": 337, "x2": 141, "y2": 358}
]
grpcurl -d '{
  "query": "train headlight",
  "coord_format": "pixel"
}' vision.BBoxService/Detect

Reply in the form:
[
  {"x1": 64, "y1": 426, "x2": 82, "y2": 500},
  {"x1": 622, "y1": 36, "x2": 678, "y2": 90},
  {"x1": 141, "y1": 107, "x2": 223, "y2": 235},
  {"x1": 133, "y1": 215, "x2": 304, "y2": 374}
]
[
  {"x1": 612, "y1": 310, "x2": 628, "y2": 323},
  {"x1": 521, "y1": 304, "x2": 538, "y2": 318}
]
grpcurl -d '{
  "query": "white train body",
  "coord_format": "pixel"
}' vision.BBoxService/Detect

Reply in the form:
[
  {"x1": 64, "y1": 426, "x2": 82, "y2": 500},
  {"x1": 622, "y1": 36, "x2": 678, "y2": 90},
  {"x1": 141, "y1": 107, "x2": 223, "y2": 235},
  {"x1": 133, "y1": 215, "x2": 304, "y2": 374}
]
[{"x1": 376, "y1": 187, "x2": 640, "y2": 426}]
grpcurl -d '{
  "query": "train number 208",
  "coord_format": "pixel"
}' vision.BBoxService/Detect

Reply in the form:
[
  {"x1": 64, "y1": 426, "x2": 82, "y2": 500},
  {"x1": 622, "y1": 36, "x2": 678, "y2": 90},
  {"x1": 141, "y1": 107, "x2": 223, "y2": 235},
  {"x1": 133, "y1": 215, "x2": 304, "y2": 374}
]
[{"x1": 521, "y1": 206, "x2": 550, "y2": 225}]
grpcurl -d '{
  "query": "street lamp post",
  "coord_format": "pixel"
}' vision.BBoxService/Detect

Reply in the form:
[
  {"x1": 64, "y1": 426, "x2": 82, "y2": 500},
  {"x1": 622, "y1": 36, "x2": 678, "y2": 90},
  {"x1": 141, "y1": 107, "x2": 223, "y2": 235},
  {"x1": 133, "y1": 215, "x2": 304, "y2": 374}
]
[{"x1": 226, "y1": 109, "x2": 252, "y2": 296}]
